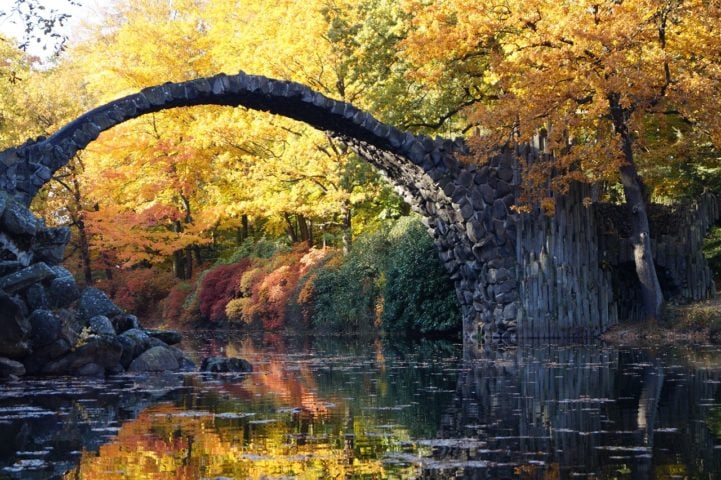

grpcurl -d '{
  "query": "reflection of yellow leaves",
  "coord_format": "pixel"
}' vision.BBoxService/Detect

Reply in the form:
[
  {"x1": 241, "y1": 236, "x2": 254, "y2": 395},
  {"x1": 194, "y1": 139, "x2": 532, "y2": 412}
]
[{"x1": 66, "y1": 399, "x2": 416, "y2": 480}]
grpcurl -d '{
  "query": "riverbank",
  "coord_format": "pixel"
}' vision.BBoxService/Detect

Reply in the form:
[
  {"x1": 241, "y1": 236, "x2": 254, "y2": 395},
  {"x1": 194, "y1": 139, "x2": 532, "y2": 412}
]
[{"x1": 601, "y1": 297, "x2": 721, "y2": 345}]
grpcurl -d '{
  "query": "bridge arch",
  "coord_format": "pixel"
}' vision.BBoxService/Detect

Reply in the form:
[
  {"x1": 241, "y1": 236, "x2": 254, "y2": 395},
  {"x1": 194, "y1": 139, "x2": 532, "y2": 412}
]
[{"x1": 0, "y1": 72, "x2": 497, "y2": 341}]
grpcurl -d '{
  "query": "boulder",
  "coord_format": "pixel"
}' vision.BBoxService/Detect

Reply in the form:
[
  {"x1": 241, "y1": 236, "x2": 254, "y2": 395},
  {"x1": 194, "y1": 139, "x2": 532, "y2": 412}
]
[
  {"x1": 0, "y1": 357, "x2": 25, "y2": 378},
  {"x1": 111, "y1": 314, "x2": 140, "y2": 334},
  {"x1": 147, "y1": 329, "x2": 182, "y2": 345},
  {"x1": 24, "y1": 283, "x2": 49, "y2": 310},
  {"x1": 77, "y1": 287, "x2": 123, "y2": 322},
  {"x1": 22, "y1": 338, "x2": 72, "y2": 375},
  {"x1": 118, "y1": 328, "x2": 152, "y2": 367},
  {"x1": 200, "y1": 356, "x2": 252, "y2": 373},
  {"x1": 0, "y1": 290, "x2": 31, "y2": 357},
  {"x1": 29, "y1": 309, "x2": 61, "y2": 348},
  {"x1": 128, "y1": 346, "x2": 179, "y2": 372},
  {"x1": 0, "y1": 262, "x2": 55, "y2": 294},
  {"x1": 88, "y1": 315, "x2": 115, "y2": 336},
  {"x1": 74, "y1": 362, "x2": 105, "y2": 377},
  {"x1": 47, "y1": 275, "x2": 80, "y2": 308},
  {"x1": 1, "y1": 198, "x2": 38, "y2": 236},
  {"x1": 31, "y1": 227, "x2": 70, "y2": 265},
  {"x1": 42, "y1": 335, "x2": 123, "y2": 375}
]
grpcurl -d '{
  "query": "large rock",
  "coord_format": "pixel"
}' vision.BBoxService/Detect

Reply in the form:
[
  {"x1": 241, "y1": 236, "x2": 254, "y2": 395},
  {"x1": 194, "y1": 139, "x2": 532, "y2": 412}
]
[
  {"x1": 22, "y1": 337, "x2": 72, "y2": 375},
  {"x1": 200, "y1": 356, "x2": 252, "y2": 373},
  {"x1": 147, "y1": 329, "x2": 182, "y2": 345},
  {"x1": 0, "y1": 357, "x2": 25, "y2": 378},
  {"x1": 0, "y1": 262, "x2": 55, "y2": 293},
  {"x1": 111, "y1": 314, "x2": 140, "y2": 334},
  {"x1": 0, "y1": 290, "x2": 31, "y2": 358},
  {"x1": 48, "y1": 275, "x2": 80, "y2": 308},
  {"x1": 29, "y1": 309, "x2": 61, "y2": 347},
  {"x1": 88, "y1": 315, "x2": 115, "y2": 336},
  {"x1": 1, "y1": 198, "x2": 38, "y2": 236},
  {"x1": 42, "y1": 335, "x2": 123, "y2": 375},
  {"x1": 31, "y1": 227, "x2": 70, "y2": 265},
  {"x1": 24, "y1": 283, "x2": 49, "y2": 310},
  {"x1": 128, "y1": 346, "x2": 179, "y2": 372},
  {"x1": 77, "y1": 287, "x2": 123, "y2": 322},
  {"x1": 118, "y1": 328, "x2": 152, "y2": 367}
]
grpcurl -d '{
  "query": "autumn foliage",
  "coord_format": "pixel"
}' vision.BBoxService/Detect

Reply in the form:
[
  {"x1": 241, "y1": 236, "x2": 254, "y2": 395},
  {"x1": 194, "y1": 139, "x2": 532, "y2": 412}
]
[{"x1": 198, "y1": 260, "x2": 252, "y2": 324}]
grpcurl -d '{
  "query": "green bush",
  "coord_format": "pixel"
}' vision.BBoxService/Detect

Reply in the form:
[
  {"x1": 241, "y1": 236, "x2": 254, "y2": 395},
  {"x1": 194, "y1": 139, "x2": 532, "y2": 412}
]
[
  {"x1": 704, "y1": 226, "x2": 721, "y2": 283},
  {"x1": 380, "y1": 217, "x2": 460, "y2": 335},
  {"x1": 310, "y1": 233, "x2": 388, "y2": 333},
  {"x1": 309, "y1": 216, "x2": 460, "y2": 336},
  {"x1": 219, "y1": 238, "x2": 290, "y2": 265}
]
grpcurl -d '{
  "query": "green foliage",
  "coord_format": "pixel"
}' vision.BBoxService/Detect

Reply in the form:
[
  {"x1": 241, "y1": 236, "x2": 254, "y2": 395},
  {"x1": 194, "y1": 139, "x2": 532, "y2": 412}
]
[
  {"x1": 309, "y1": 237, "x2": 387, "y2": 333},
  {"x1": 218, "y1": 238, "x2": 290, "y2": 265},
  {"x1": 310, "y1": 216, "x2": 460, "y2": 335},
  {"x1": 381, "y1": 217, "x2": 460, "y2": 335},
  {"x1": 704, "y1": 226, "x2": 721, "y2": 283}
]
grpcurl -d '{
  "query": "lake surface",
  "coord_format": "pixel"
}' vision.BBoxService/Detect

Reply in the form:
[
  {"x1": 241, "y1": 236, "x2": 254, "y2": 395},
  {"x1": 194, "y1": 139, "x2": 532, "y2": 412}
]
[{"x1": 2, "y1": 333, "x2": 721, "y2": 479}]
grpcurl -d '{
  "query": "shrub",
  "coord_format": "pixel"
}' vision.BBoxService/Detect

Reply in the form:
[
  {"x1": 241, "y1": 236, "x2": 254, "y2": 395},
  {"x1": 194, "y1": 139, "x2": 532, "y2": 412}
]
[
  {"x1": 198, "y1": 259, "x2": 252, "y2": 324},
  {"x1": 309, "y1": 234, "x2": 388, "y2": 333},
  {"x1": 307, "y1": 216, "x2": 460, "y2": 336},
  {"x1": 241, "y1": 247, "x2": 328, "y2": 330},
  {"x1": 98, "y1": 267, "x2": 175, "y2": 324},
  {"x1": 380, "y1": 217, "x2": 460, "y2": 335},
  {"x1": 219, "y1": 238, "x2": 290, "y2": 264}
]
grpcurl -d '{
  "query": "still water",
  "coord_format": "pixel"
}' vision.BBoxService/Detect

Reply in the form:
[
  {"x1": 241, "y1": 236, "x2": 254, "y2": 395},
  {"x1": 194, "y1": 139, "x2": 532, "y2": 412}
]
[{"x1": 2, "y1": 333, "x2": 721, "y2": 479}]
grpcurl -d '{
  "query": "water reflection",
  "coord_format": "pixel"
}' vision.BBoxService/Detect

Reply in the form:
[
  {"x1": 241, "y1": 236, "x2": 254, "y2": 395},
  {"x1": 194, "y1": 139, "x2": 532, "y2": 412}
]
[{"x1": 2, "y1": 335, "x2": 721, "y2": 479}]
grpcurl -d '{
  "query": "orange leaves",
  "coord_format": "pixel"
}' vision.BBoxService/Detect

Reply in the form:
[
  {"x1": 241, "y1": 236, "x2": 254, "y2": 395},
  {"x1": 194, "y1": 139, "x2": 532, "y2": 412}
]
[{"x1": 404, "y1": 0, "x2": 721, "y2": 202}]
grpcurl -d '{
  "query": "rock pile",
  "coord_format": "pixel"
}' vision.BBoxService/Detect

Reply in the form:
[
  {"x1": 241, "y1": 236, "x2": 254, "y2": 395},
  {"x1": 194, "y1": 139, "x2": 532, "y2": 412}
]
[{"x1": 0, "y1": 192, "x2": 194, "y2": 379}]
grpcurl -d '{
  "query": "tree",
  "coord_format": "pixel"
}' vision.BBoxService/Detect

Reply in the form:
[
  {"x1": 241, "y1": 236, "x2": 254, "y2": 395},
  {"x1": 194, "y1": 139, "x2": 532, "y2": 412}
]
[
  {"x1": 403, "y1": 0, "x2": 721, "y2": 320},
  {"x1": 0, "y1": 0, "x2": 79, "y2": 53}
]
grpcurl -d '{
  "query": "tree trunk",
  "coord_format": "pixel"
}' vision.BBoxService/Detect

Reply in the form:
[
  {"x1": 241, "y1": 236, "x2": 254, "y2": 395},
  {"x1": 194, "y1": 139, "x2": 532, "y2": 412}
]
[
  {"x1": 76, "y1": 216, "x2": 93, "y2": 285},
  {"x1": 609, "y1": 94, "x2": 664, "y2": 320},
  {"x1": 242, "y1": 214, "x2": 249, "y2": 241},
  {"x1": 284, "y1": 213, "x2": 298, "y2": 243},
  {"x1": 342, "y1": 204, "x2": 352, "y2": 255},
  {"x1": 70, "y1": 173, "x2": 92, "y2": 285},
  {"x1": 184, "y1": 245, "x2": 193, "y2": 279},
  {"x1": 298, "y1": 214, "x2": 312, "y2": 246},
  {"x1": 172, "y1": 220, "x2": 187, "y2": 280}
]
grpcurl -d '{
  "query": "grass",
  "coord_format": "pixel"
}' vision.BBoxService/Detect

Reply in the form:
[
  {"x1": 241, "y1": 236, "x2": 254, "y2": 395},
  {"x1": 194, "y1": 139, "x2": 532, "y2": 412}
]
[{"x1": 602, "y1": 297, "x2": 721, "y2": 345}]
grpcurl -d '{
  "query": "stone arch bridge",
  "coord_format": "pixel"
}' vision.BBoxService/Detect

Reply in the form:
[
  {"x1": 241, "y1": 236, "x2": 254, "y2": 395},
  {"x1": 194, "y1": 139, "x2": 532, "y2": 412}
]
[{"x1": 0, "y1": 72, "x2": 718, "y2": 347}]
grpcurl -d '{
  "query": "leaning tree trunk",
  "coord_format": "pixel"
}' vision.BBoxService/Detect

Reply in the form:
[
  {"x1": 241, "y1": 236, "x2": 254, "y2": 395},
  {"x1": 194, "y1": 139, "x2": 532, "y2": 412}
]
[{"x1": 609, "y1": 94, "x2": 664, "y2": 320}]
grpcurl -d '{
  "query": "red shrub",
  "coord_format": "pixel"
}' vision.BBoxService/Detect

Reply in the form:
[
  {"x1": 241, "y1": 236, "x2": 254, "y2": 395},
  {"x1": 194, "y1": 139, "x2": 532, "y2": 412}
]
[
  {"x1": 198, "y1": 260, "x2": 252, "y2": 323},
  {"x1": 98, "y1": 267, "x2": 175, "y2": 325},
  {"x1": 242, "y1": 247, "x2": 328, "y2": 330},
  {"x1": 161, "y1": 283, "x2": 192, "y2": 325}
]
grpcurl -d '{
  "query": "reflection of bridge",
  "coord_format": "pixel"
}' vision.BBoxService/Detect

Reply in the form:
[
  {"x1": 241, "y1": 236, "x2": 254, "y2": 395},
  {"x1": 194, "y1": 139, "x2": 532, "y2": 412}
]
[
  {"x1": 0, "y1": 72, "x2": 717, "y2": 343},
  {"x1": 436, "y1": 346, "x2": 721, "y2": 479}
]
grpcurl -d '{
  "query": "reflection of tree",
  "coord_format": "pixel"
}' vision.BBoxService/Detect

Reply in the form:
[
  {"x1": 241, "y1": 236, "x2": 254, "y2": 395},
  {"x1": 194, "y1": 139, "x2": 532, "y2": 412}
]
[
  {"x1": 436, "y1": 346, "x2": 721, "y2": 479},
  {"x1": 67, "y1": 397, "x2": 424, "y2": 479}
]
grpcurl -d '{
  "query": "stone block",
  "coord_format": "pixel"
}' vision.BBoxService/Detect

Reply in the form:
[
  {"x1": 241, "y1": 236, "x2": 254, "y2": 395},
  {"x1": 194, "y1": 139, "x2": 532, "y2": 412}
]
[
  {"x1": 77, "y1": 287, "x2": 123, "y2": 323},
  {"x1": 1, "y1": 199, "x2": 38, "y2": 236},
  {"x1": 0, "y1": 357, "x2": 25, "y2": 377},
  {"x1": 128, "y1": 346, "x2": 179, "y2": 372},
  {"x1": 48, "y1": 275, "x2": 80, "y2": 309},
  {"x1": 0, "y1": 262, "x2": 55, "y2": 294},
  {"x1": 29, "y1": 309, "x2": 61, "y2": 347},
  {"x1": 89, "y1": 315, "x2": 116, "y2": 336}
]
